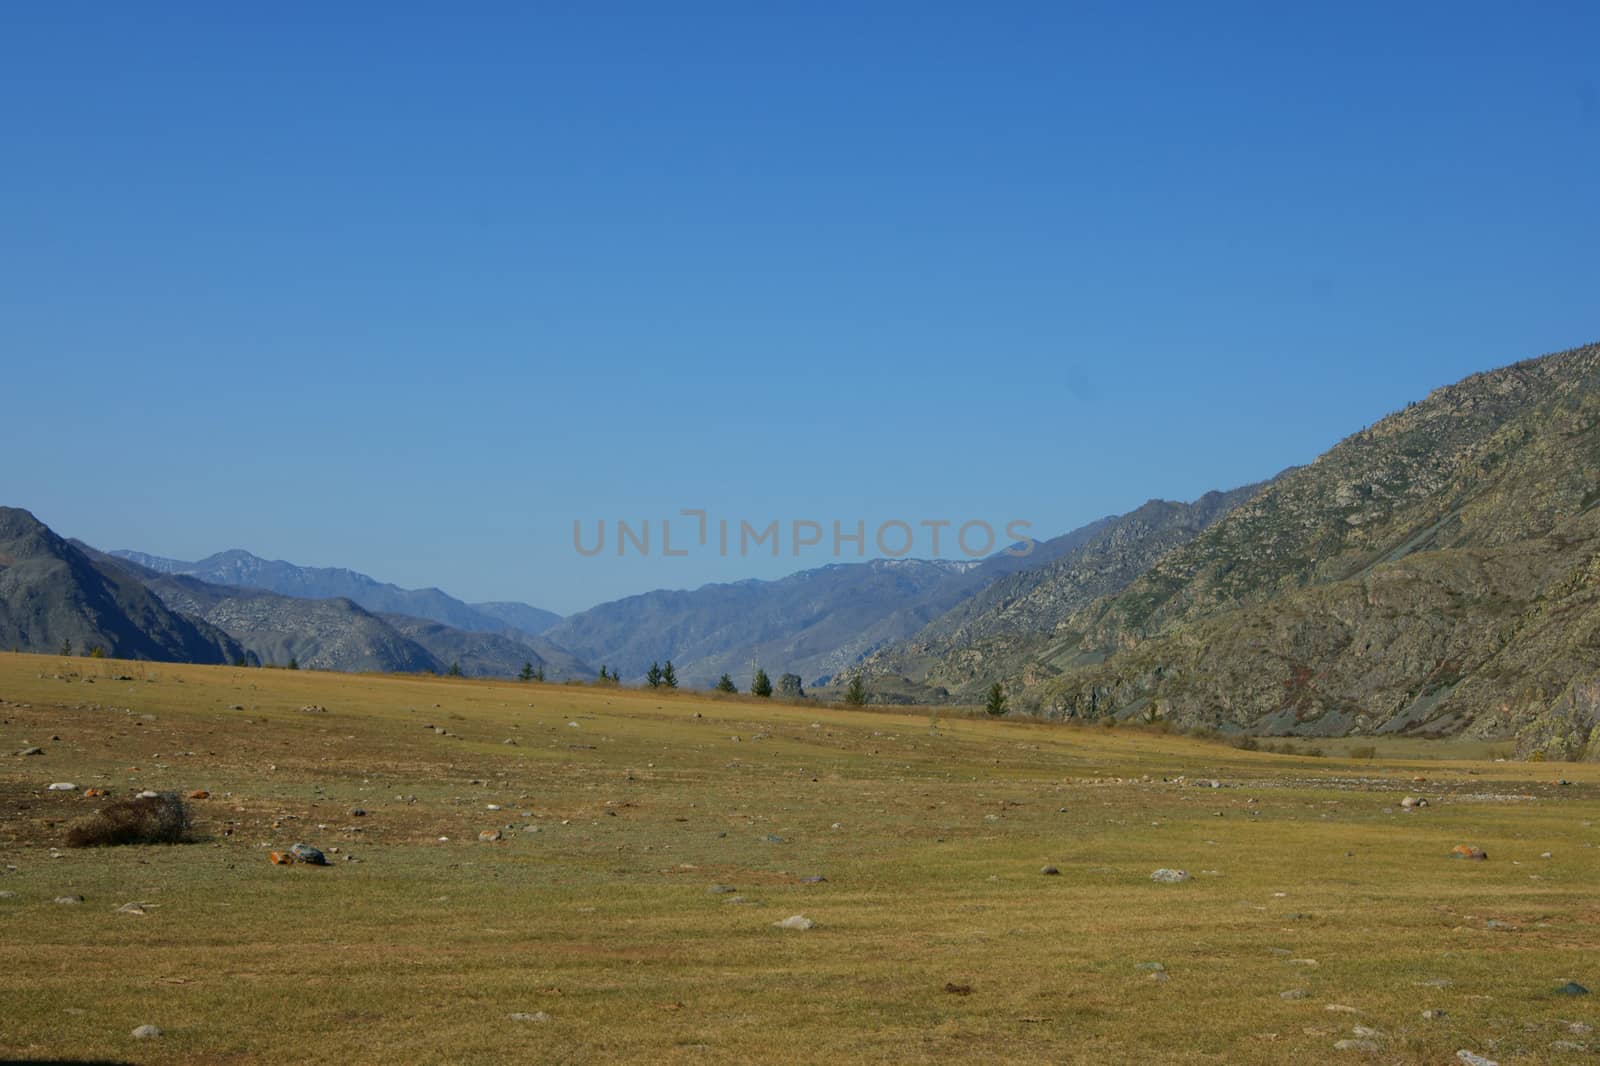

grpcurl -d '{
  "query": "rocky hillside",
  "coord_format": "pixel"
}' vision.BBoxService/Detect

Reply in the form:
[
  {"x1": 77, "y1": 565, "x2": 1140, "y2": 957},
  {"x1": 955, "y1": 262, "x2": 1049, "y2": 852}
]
[
  {"x1": 1026, "y1": 342, "x2": 1600, "y2": 749},
  {"x1": 111, "y1": 549, "x2": 561, "y2": 638},
  {"x1": 0, "y1": 508, "x2": 243, "y2": 664},
  {"x1": 849, "y1": 485, "x2": 1268, "y2": 701}
]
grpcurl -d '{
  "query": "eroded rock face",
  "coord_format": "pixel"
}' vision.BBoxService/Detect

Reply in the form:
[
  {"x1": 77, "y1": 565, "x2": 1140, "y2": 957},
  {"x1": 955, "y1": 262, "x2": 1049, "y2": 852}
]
[{"x1": 1034, "y1": 344, "x2": 1600, "y2": 746}]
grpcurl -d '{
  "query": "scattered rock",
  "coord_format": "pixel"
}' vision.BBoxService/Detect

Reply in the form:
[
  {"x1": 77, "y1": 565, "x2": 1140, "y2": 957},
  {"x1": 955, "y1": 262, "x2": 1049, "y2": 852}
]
[
  {"x1": 707, "y1": 884, "x2": 737, "y2": 894},
  {"x1": 19, "y1": 747, "x2": 44, "y2": 756},
  {"x1": 944, "y1": 982, "x2": 972, "y2": 996},
  {"x1": 1452, "y1": 845, "x2": 1488, "y2": 861},
  {"x1": 1326, "y1": 1004, "x2": 1358, "y2": 1013},
  {"x1": 762, "y1": 834, "x2": 785, "y2": 843},
  {"x1": 1135, "y1": 962, "x2": 1166, "y2": 972},
  {"x1": 1550, "y1": 1041, "x2": 1587, "y2": 1052},
  {"x1": 1455, "y1": 1052, "x2": 1498, "y2": 1066},
  {"x1": 46, "y1": 782, "x2": 77, "y2": 791},
  {"x1": 508, "y1": 1011, "x2": 550, "y2": 1023},
  {"x1": 115, "y1": 901, "x2": 151, "y2": 916},
  {"x1": 799, "y1": 875, "x2": 828, "y2": 884},
  {"x1": 774, "y1": 914, "x2": 816, "y2": 930},
  {"x1": 1334, "y1": 1039, "x2": 1378, "y2": 1051},
  {"x1": 54, "y1": 895, "x2": 84, "y2": 905},
  {"x1": 1422, "y1": 1009, "x2": 1449, "y2": 1021},
  {"x1": 1555, "y1": 981, "x2": 1590, "y2": 996},
  {"x1": 130, "y1": 1024, "x2": 163, "y2": 1040},
  {"x1": 1281, "y1": 989, "x2": 1309, "y2": 1000},
  {"x1": 269, "y1": 851, "x2": 294, "y2": 865},
  {"x1": 349, "y1": 808, "x2": 367, "y2": 817},
  {"x1": 288, "y1": 843, "x2": 327, "y2": 865},
  {"x1": 1150, "y1": 868, "x2": 1190, "y2": 883},
  {"x1": 188, "y1": 790, "x2": 209, "y2": 800},
  {"x1": 1040, "y1": 865, "x2": 1060, "y2": 876},
  {"x1": 1486, "y1": 919, "x2": 1516, "y2": 931},
  {"x1": 479, "y1": 830, "x2": 502, "y2": 842}
]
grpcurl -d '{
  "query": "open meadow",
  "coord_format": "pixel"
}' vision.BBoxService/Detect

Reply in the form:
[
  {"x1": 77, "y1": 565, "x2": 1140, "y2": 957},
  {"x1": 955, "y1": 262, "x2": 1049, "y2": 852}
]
[{"x1": 1, "y1": 651, "x2": 1597, "y2": 1064}]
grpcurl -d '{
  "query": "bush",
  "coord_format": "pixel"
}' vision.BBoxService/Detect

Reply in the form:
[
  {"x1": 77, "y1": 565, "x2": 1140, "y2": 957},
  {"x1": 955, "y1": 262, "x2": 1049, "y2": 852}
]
[
  {"x1": 1231, "y1": 735, "x2": 1259, "y2": 751},
  {"x1": 66, "y1": 793, "x2": 192, "y2": 847},
  {"x1": 1349, "y1": 744, "x2": 1378, "y2": 760}
]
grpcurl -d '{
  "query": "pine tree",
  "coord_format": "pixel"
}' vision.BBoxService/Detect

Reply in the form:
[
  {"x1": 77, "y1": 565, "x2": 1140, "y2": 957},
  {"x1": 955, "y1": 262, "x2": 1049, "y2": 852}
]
[
  {"x1": 519, "y1": 661, "x2": 535, "y2": 682},
  {"x1": 844, "y1": 673, "x2": 867, "y2": 707},
  {"x1": 598, "y1": 665, "x2": 610, "y2": 683},
  {"x1": 715, "y1": 673, "x2": 737, "y2": 694},
  {"x1": 287, "y1": 656, "x2": 299, "y2": 670},
  {"x1": 59, "y1": 638, "x2": 72, "y2": 656},
  {"x1": 646, "y1": 661, "x2": 664, "y2": 688},
  {"x1": 662, "y1": 660, "x2": 678, "y2": 688},
  {"x1": 448, "y1": 661, "x2": 463, "y2": 677},
  {"x1": 985, "y1": 681, "x2": 1008, "y2": 717},
  {"x1": 535, "y1": 665, "x2": 546, "y2": 682},
  {"x1": 751, "y1": 667, "x2": 773, "y2": 698}
]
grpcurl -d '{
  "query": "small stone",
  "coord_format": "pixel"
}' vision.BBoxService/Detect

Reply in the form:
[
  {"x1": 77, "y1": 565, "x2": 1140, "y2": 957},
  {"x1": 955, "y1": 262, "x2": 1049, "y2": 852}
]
[
  {"x1": 1422, "y1": 1009, "x2": 1449, "y2": 1021},
  {"x1": 131, "y1": 1024, "x2": 163, "y2": 1040},
  {"x1": 55, "y1": 895, "x2": 84, "y2": 905},
  {"x1": 762, "y1": 834, "x2": 784, "y2": 843},
  {"x1": 1281, "y1": 989, "x2": 1309, "y2": 1000},
  {"x1": 1135, "y1": 962, "x2": 1166, "y2": 972},
  {"x1": 1150, "y1": 868, "x2": 1190, "y2": 883},
  {"x1": 799, "y1": 875, "x2": 827, "y2": 884},
  {"x1": 508, "y1": 1011, "x2": 550, "y2": 1023},
  {"x1": 1549, "y1": 1041, "x2": 1587, "y2": 1052},
  {"x1": 19, "y1": 747, "x2": 44, "y2": 756},
  {"x1": 1326, "y1": 1004, "x2": 1358, "y2": 1013},
  {"x1": 1334, "y1": 1039, "x2": 1378, "y2": 1051},
  {"x1": 774, "y1": 914, "x2": 816, "y2": 930},
  {"x1": 115, "y1": 901, "x2": 151, "y2": 916},
  {"x1": 1455, "y1": 1052, "x2": 1499, "y2": 1066},
  {"x1": 1554, "y1": 981, "x2": 1590, "y2": 996},
  {"x1": 1040, "y1": 865, "x2": 1060, "y2": 876},
  {"x1": 349, "y1": 808, "x2": 366, "y2": 817},
  {"x1": 479, "y1": 830, "x2": 503, "y2": 842},
  {"x1": 187, "y1": 790, "x2": 210, "y2": 800},
  {"x1": 707, "y1": 884, "x2": 736, "y2": 894},
  {"x1": 1148, "y1": 971, "x2": 1170, "y2": 983},
  {"x1": 47, "y1": 782, "x2": 77, "y2": 791},
  {"x1": 1485, "y1": 919, "x2": 1515, "y2": 931},
  {"x1": 1451, "y1": 844, "x2": 1488, "y2": 861}
]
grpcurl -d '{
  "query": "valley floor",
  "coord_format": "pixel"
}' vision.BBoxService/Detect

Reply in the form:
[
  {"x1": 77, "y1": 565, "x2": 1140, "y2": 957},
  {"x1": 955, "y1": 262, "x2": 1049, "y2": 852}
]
[{"x1": 0, "y1": 653, "x2": 1596, "y2": 1064}]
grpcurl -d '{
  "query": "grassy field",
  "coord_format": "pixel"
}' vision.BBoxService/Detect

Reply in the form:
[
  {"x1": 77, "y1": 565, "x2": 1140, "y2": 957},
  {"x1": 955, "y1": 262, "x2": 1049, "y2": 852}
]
[{"x1": 1, "y1": 652, "x2": 1596, "y2": 1064}]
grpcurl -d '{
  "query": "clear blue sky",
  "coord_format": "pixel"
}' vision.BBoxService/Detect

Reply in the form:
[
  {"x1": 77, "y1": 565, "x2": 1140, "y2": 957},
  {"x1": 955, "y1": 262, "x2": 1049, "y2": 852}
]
[{"x1": 3, "y1": 4, "x2": 1596, "y2": 614}]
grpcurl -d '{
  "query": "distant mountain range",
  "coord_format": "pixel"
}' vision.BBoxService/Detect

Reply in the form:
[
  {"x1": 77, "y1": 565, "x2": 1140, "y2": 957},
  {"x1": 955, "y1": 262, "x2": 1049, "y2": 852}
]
[
  {"x1": 9, "y1": 339, "x2": 1600, "y2": 755},
  {"x1": 542, "y1": 518, "x2": 1156, "y2": 688},
  {"x1": 88, "y1": 550, "x2": 586, "y2": 679},
  {"x1": 111, "y1": 549, "x2": 562, "y2": 637}
]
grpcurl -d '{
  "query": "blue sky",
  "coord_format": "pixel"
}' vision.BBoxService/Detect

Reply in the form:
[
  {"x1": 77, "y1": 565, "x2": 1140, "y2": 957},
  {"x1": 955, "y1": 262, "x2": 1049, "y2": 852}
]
[{"x1": 3, "y1": 4, "x2": 1596, "y2": 613}]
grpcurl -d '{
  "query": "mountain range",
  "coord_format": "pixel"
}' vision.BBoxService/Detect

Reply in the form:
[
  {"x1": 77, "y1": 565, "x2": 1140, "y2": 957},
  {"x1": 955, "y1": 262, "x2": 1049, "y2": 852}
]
[
  {"x1": 111, "y1": 549, "x2": 561, "y2": 637},
  {"x1": 7, "y1": 339, "x2": 1600, "y2": 756}
]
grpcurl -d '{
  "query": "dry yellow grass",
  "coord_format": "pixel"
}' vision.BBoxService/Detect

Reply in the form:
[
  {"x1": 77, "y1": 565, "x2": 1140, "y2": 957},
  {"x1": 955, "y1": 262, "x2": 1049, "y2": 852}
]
[{"x1": 1, "y1": 652, "x2": 1597, "y2": 1064}]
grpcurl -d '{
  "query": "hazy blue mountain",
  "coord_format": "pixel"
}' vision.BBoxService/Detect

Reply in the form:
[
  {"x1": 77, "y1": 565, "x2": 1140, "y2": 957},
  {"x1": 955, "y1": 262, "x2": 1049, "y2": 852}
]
[{"x1": 110, "y1": 548, "x2": 560, "y2": 639}]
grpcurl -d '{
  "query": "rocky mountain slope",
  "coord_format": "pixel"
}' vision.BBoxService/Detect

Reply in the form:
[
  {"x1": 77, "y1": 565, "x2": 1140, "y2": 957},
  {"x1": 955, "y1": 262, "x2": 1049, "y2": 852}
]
[
  {"x1": 111, "y1": 549, "x2": 560, "y2": 637},
  {"x1": 1024, "y1": 341, "x2": 1600, "y2": 750},
  {"x1": 849, "y1": 485, "x2": 1269, "y2": 701},
  {"x1": 0, "y1": 508, "x2": 244, "y2": 664}
]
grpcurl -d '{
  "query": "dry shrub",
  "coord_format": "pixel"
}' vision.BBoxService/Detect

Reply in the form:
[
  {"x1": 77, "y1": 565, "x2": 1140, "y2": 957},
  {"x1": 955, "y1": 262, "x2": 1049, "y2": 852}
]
[{"x1": 66, "y1": 793, "x2": 192, "y2": 847}]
